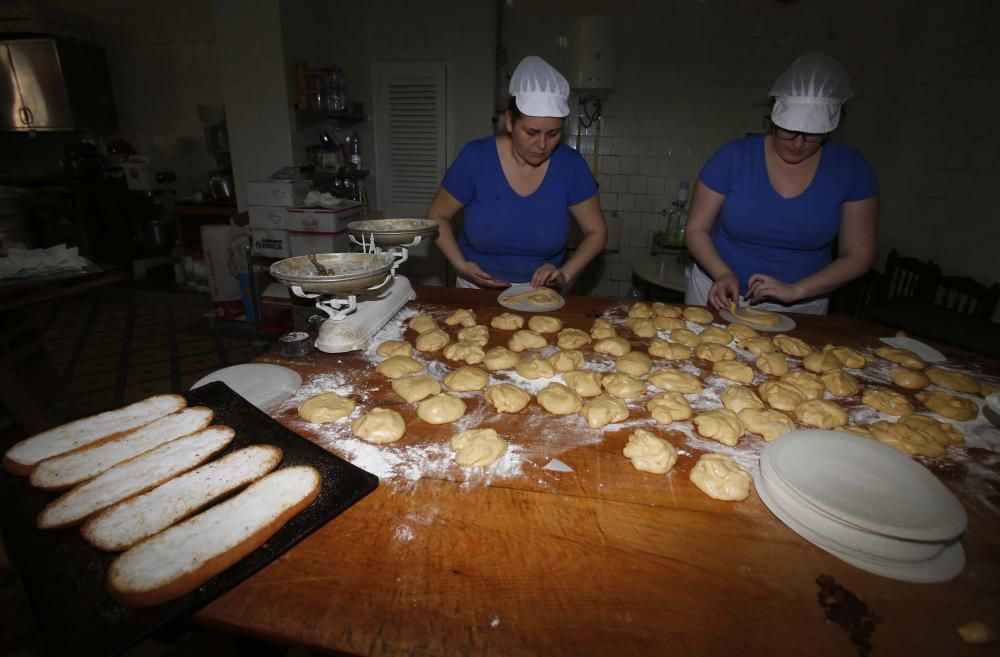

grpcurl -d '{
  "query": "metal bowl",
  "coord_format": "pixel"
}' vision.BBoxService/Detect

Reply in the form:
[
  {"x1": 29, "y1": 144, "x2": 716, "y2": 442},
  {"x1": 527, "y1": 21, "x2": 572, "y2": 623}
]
[
  {"x1": 347, "y1": 218, "x2": 439, "y2": 246},
  {"x1": 269, "y1": 253, "x2": 396, "y2": 294}
]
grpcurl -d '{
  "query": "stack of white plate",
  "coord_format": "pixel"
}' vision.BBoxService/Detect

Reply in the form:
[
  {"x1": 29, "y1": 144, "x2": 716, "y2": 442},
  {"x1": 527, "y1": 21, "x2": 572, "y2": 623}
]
[{"x1": 755, "y1": 430, "x2": 967, "y2": 583}]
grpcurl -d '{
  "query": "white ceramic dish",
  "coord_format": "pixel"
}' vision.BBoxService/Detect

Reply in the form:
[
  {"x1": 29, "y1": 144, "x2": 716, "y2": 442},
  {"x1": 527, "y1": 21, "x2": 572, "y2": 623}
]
[
  {"x1": 878, "y1": 336, "x2": 947, "y2": 363},
  {"x1": 498, "y1": 283, "x2": 565, "y2": 313},
  {"x1": 191, "y1": 364, "x2": 302, "y2": 411},
  {"x1": 719, "y1": 307, "x2": 795, "y2": 332},
  {"x1": 763, "y1": 430, "x2": 966, "y2": 542}
]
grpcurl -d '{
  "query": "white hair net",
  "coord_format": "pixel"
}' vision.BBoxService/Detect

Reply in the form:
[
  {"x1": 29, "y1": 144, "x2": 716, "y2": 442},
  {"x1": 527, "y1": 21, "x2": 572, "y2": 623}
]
[
  {"x1": 769, "y1": 52, "x2": 852, "y2": 134},
  {"x1": 509, "y1": 56, "x2": 570, "y2": 118}
]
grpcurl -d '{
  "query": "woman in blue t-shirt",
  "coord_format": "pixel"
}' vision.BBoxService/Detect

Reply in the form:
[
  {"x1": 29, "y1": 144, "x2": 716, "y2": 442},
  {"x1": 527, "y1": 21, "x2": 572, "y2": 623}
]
[
  {"x1": 685, "y1": 53, "x2": 879, "y2": 314},
  {"x1": 426, "y1": 56, "x2": 607, "y2": 289}
]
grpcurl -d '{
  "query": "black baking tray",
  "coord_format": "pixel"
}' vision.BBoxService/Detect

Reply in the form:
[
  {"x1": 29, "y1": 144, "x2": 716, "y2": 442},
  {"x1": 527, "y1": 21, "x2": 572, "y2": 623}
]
[{"x1": 0, "y1": 381, "x2": 379, "y2": 657}]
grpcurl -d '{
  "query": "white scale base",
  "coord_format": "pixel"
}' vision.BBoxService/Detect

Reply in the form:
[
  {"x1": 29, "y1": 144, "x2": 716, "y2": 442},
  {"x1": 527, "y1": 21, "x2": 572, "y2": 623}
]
[{"x1": 314, "y1": 276, "x2": 416, "y2": 353}]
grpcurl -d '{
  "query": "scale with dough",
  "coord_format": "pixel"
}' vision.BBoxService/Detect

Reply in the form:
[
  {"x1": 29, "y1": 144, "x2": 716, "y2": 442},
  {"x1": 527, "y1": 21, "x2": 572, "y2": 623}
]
[{"x1": 270, "y1": 219, "x2": 438, "y2": 353}]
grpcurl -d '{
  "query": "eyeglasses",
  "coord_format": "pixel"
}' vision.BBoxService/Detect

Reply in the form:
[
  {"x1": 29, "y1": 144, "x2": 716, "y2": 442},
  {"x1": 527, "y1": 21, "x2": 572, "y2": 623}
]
[{"x1": 773, "y1": 126, "x2": 827, "y2": 143}]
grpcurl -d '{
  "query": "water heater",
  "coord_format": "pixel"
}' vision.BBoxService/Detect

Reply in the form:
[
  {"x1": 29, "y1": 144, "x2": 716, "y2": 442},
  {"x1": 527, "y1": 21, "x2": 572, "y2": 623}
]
[{"x1": 571, "y1": 16, "x2": 617, "y2": 95}]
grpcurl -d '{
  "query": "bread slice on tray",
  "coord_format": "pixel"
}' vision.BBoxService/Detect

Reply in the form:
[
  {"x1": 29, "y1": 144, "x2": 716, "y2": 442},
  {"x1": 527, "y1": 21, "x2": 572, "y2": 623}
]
[
  {"x1": 37, "y1": 426, "x2": 235, "y2": 529},
  {"x1": 29, "y1": 407, "x2": 214, "y2": 491},
  {"x1": 108, "y1": 465, "x2": 321, "y2": 607},
  {"x1": 82, "y1": 444, "x2": 284, "y2": 552},
  {"x1": 4, "y1": 394, "x2": 187, "y2": 476}
]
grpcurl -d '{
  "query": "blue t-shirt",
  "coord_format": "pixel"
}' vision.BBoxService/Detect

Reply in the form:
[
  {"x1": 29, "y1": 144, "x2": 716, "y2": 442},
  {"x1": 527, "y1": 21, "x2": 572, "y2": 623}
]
[
  {"x1": 442, "y1": 136, "x2": 598, "y2": 283},
  {"x1": 698, "y1": 134, "x2": 879, "y2": 296}
]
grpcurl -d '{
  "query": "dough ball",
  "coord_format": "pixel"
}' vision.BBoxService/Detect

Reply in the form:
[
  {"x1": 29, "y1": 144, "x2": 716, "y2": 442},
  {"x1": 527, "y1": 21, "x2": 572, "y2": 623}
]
[
  {"x1": 528, "y1": 315, "x2": 563, "y2": 334},
  {"x1": 740, "y1": 336, "x2": 775, "y2": 355},
  {"x1": 646, "y1": 391, "x2": 692, "y2": 423},
  {"x1": 557, "y1": 327, "x2": 591, "y2": 349},
  {"x1": 536, "y1": 382, "x2": 583, "y2": 415},
  {"x1": 648, "y1": 339, "x2": 691, "y2": 361},
  {"x1": 508, "y1": 329, "x2": 547, "y2": 352},
  {"x1": 443, "y1": 366, "x2": 489, "y2": 392},
  {"x1": 821, "y1": 370, "x2": 860, "y2": 397},
  {"x1": 483, "y1": 346, "x2": 519, "y2": 370},
  {"x1": 698, "y1": 326, "x2": 733, "y2": 345},
  {"x1": 351, "y1": 408, "x2": 406, "y2": 444},
  {"x1": 623, "y1": 428, "x2": 677, "y2": 474},
  {"x1": 627, "y1": 302, "x2": 656, "y2": 319},
  {"x1": 980, "y1": 382, "x2": 1000, "y2": 397},
  {"x1": 548, "y1": 349, "x2": 585, "y2": 372},
  {"x1": 651, "y1": 302, "x2": 682, "y2": 318},
  {"x1": 593, "y1": 336, "x2": 632, "y2": 356},
  {"x1": 682, "y1": 306, "x2": 714, "y2": 324},
  {"x1": 727, "y1": 323, "x2": 759, "y2": 340},
  {"x1": 957, "y1": 621, "x2": 997, "y2": 645},
  {"x1": 415, "y1": 328, "x2": 451, "y2": 352},
  {"x1": 590, "y1": 318, "x2": 617, "y2": 339},
  {"x1": 689, "y1": 453, "x2": 751, "y2": 501},
  {"x1": 491, "y1": 312, "x2": 525, "y2": 330},
  {"x1": 391, "y1": 375, "x2": 441, "y2": 402},
  {"x1": 874, "y1": 346, "x2": 927, "y2": 370},
  {"x1": 721, "y1": 385, "x2": 763, "y2": 413},
  {"x1": 408, "y1": 314, "x2": 438, "y2": 334},
  {"x1": 759, "y1": 380, "x2": 808, "y2": 411},
  {"x1": 450, "y1": 428, "x2": 507, "y2": 467},
  {"x1": 713, "y1": 360, "x2": 754, "y2": 384},
  {"x1": 654, "y1": 316, "x2": 687, "y2": 331},
  {"x1": 862, "y1": 387, "x2": 915, "y2": 416},
  {"x1": 670, "y1": 328, "x2": 701, "y2": 348},
  {"x1": 443, "y1": 340, "x2": 486, "y2": 364},
  {"x1": 868, "y1": 419, "x2": 946, "y2": 458},
  {"x1": 841, "y1": 424, "x2": 874, "y2": 439},
  {"x1": 561, "y1": 370, "x2": 603, "y2": 398},
  {"x1": 802, "y1": 350, "x2": 842, "y2": 374},
  {"x1": 773, "y1": 334, "x2": 815, "y2": 358},
  {"x1": 457, "y1": 324, "x2": 490, "y2": 346},
  {"x1": 616, "y1": 350, "x2": 652, "y2": 377},
  {"x1": 695, "y1": 342, "x2": 737, "y2": 363},
  {"x1": 376, "y1": 339, "x2": 412, "y2": 358},
  {"x1": 755, "y1": 352, "x2": 789, "y2": 376},
  {"x1": 780, "y1": 371, "x2": 825, "y2": 400},
  {"x1": 925, "y1": 367, "x2": 980, "y2": 394},
  {"x1": 890, "y1": 367, "x2": 930, "y2": 390},
  {"x1": 625, "y1": 316, "x2": 657, "y2": 338},
  {"x1": 298, "y1": 392, "x2": 356, "y2": 423},
  {"x1": 648, "y1": 368, "x2": 703, "y2": 394},
  {"x1": 823, "y1": 345, "x2": 869, "y2": 369},
  {"x1": 580, "y1": 394, "x2": 629, "y2": 429},
  {"x1": 794, "y1": 399, "x2": 848, "y2": 429},
  {"x1": 916, "y1": 391, "x2": 979, "y2": 421},
  {"x1": 484, "y1": 383, "x2": 530, "y2": 413},
  {"x1": 444, "y1": 308, "x2": 477, "y2": 327},
  {"x1": 901, "y1": 414, "x2": 963, "y2": 447},
  {"x1": 376, "y1": 355, "x2": 423, "y2": 378},
  {"x1": 601, "y1": 372, "x2": 647, "y2": 399},
  {"x1": 416, "y1": 393, "x2": 467, "y2": 424},
  {"x1": 738, "y1": 408, "x2": 794, "y2": 442},
  {"x1": 515, "y1": 354, "x2": 556, "y2": 380},
  {"x1": 693, "y1": 408, "x2": 745, "y2": 446}
]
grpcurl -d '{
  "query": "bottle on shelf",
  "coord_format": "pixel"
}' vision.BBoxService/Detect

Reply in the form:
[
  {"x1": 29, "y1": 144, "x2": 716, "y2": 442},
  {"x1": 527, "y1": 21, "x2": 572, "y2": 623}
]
[
  {"x1": 665, "y1": 180, "x2": 690, "y2": 247},
  {"x1": 348, "y1": 130, "x2": 361, "y2": 167}
]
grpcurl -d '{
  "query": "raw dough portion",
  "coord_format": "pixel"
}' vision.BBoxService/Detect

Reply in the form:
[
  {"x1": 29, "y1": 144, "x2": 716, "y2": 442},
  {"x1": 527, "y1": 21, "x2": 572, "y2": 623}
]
[
  {"x1": 795, "y1": 399, "x2": 848, "y2": 429},
  {"x1": 980, "y1": 382, "x2": 1000, "y2": 397},
  {"x1": 803, "y1": 350, "x2": 842, "y2": 374},
  {"x1": 627, "y1": 302, "x2": 656, "y2": 319},
  {"x1": 671, "y1": 328, "x2": 700, "y2": 348},
  {"x1": 593, "y1": 336, "x2": 632, "y2": 356},
  {"x1": 868, "y1": 420, "x2": 946, "y2": 459},
  {"x1": 625, "y1": 316, "x2": 657, "y2": 338},
  {"x1": 916, "y1": 391, "x2": 979, "y2": 421},
  {"x1": 693, "y1": 408, "x2": 745, "y2": 446},
  {"x1": 823, "y1": 345, "x2": 868, "y2": 369},
  {"x1": 731, "y1": 305, "x2": 781, "y2": 327},
  {"x1": 755, "y1": 352, "x2": 789, "y2": 376},
  {"x1": 548, "y1": 349, "x2": 585, "y2": 372},
  {"x1": 508, "y1": 329, "x2": 547, "y2": 352},
  {"x1": 483, "y1": 346, "x2": 519, "y2": 370},
  {"x1": 721, "y1": 385, "x2": 763, "y2": 413},
  {"x1": 713, "y1": 360, "x2": 754, "y2": 384},
  {"x1": 773, "y1": 334, "x2": 814, "y2": 358},
  {"x1": 648, "y1": 339, "x2": 691, "y2": 361},
  {"x1": 457, "y1": 324, "x2": 490, "y2": 346},
  {"x1": 376, "y1": 340, "x2": 412, "y2": 358},
  {"x1": 740, "y1": 337, "x2": 775, "y2": 355},
  {"x1": 536, "y1": 383, "x2": 583, "y2": 415},
  {"x1": 925, "y1": 367, "x2": 980, "y2": 394},
  {"x1": 698, "y1": 326, "x2": 733, "y2": 345},
  {"x1": 646, "y1": 391, "x2": 693, "y2": 423},
  {"x1": 445, "y1": 308, "x2": 477, "y2": 327},
  {"x1": 900, "y1": 414, "x2": 963, "y2": 447},
  {"x1": 759, "y1": 380, "x2": 808, "y2": 411},
  {"x1": 682, "y1": 306, "x2": 714, "y2": 324},
  {"x1": 561, "y1": 370, "x2": 603, "y2": 398},
  {"x1": 616, "y1": 351, "x2": 652, "y2": 377},
  {"x1": 780, "y1": 371, "x2": 825, "y2": 400},
  {"x1": 491, "y1": 312, "x2": 525, "y2": 330},
  {"x1": 391, "y1": 375, "x2": 441, "y2": 402},
  {"x1": 654, "y1": 316, "x2": 687, "y2": 331},
  {"x1": 580, "y1": 395, "x2": 629, "y2": 428},
  {"x1": 841, "y1": 424, "x2": 874, "y2": 439},
  {"x1": 738, "y1": 408, "x2": 794, "y2": 442},
  {"x1": 727, "y1": 323, "x2": 759, "y2": 340},
  {"x1": 416, "y1": 393, "x2": 467, "y2": 424},
  {"x1": 443, "y1": 366, "x2": 489, "y2": 392},
  {"x1": 689, "y1": 453, "x2": 751, "y2": 501},
  {"x1": 515, "y1": 354, "x2": 556, "y2": 380},
  {"x1": 695, "y1": 342, "x2": 737, "y2": 363},
  {"x1": 298, "y1": 392, "x2": 356, "y2": 423},
  {"x1": 590, "y1": 318, "x2": 617, "y2": 339},
  {"x1": 503, "y1": 286, "x2": 562, "y2": 306},
  {"x1": 408, "y1": 314, "x2": 438, "y2": 334},
  {"x1": 484, "y1": 384, "x2": 530, "y2": 413},
  {"x1": 415, "y1": 328, "x2": 451, "y2": 352},
  {"x1": 648, "y1": 368, "x2": 703, "y2": 394},
  {"x1": 862, "y1": 387, "x2": 915, "y2": 416},
  {"x1": 601, "y1": 372, "x2": 647, "y2": 399},
  {"x1": 528, "y1": 315, "x2": 563, "y2": 334},
  {"x1": 821, "y1": 370, "x2": 860, "y2": 397},
  {"x1": 450, "y1": 428, "x2": 507, "y2": 467},
  {"x1": 557, "y1": 328, "x2": 591, "y2": 349},
  {"x1": 957, "y1": 621, "x2": 997, "y2": 645},
  {"x1": 890, "y1": 367, "x2": 931, "y2": 390},
  {"x1": 651, "y1": 302, "x2": 682, "y2": 318},
  {"x1": 874, "y1": 346, "x2": 927, "y2": 370},
  {"x1": 376, "y1": 355, "x2": 423, "y2": 378},
  {"x1": 351, "y1": 408, "x2": 405, "y2": 444},
  {"x1": 623, "y1": 428, "x2": 677, "y2": 474},
  {"x1": 443, "y1": 340, "x2": 486, "y2": 365}
]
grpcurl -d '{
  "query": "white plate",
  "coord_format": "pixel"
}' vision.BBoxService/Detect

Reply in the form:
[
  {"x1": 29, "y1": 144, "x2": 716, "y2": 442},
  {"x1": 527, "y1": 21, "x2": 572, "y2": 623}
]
[
  {"x1": 763, "y1": 430, "x2": 966, "y2": 542},
  {"x1": 498, "y1": 283, "x2": 565, "y2": 313},
  {"x1": 191, "y1": 364, "x2": 302, "y2": 411},
  {"x1": 719, "y1": 307, "x2": 796, "y2": 332},
  {"x1": 878, "y1": 336, "x2": 946, "y2": 362}
]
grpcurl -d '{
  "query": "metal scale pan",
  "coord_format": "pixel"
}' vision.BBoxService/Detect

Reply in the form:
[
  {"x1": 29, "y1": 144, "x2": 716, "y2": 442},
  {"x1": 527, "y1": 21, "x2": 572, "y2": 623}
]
[
  {"x1": 347, "y1": 218, "x2": 438, "y2": 246},
  {"x1": 269, "y1": 253, "x2": 397, "y2": 295}
]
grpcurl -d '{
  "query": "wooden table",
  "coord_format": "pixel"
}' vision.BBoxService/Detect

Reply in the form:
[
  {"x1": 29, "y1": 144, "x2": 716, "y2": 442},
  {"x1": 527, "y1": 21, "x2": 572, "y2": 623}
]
[{"x1": 195, "y1": 286, "x2": 1000, "y2": 657}]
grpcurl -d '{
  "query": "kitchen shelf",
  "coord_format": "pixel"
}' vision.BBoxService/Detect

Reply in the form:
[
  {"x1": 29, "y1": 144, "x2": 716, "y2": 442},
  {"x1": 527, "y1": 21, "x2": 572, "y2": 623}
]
[{"x1": 295, "y1": 103, "x2": 364, "y2": 130}]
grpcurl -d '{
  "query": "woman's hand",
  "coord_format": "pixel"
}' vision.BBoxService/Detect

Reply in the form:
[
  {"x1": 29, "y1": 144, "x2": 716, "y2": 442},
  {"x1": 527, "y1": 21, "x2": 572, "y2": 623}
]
[
  {"x1": 531, "y1": 263, "x2": 566, "y2": 288},
  {"x1": 708, "y1": 271, "x2": 740, "y2": 310},
  {"x1": 747, "y1": 273, "x2": 800, "y2": 305},
  {"x1": 456, "y1": 261, "x2": 510, "y2": 288}
]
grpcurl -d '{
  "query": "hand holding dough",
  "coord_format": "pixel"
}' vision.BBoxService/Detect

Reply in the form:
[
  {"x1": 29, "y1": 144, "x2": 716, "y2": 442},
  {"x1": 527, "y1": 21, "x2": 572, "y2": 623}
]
[
  {"x1": 580, "y1": 395, "x2": 629, "y2": 428},
  {"x1": 689, "y1": 453, "x2": 751, "y2": 501},
  {"x1": 298, "y1": 392, "x2": 356, "y2": 423},
  {"x1": 450, "y1": 428, "x2": 507, "y2": 467},
  {"x1": 352, "y1": 408, "x2": 406, "y2": 444},
  {"x1": 623, "y1": 428, "x2": 677, "y2": 474},
  {"x1": 416, "y1": 393, "x2": 467, "y2": 424}
]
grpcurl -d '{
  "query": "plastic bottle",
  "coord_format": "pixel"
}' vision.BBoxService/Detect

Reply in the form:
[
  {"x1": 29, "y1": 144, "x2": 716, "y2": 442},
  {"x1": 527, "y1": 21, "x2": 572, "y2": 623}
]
[
  {"x1": 667, "y1": 180, "x2": 690, "y2": 246},
  {"x1": 349, "y1": 130, "x2": 361, "y2": 167}
]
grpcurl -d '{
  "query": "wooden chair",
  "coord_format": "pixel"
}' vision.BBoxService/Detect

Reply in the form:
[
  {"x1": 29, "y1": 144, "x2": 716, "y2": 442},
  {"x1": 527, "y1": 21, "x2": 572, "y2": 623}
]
[
  {"x1": 877, "y1": 249, "x2": 940, "y2": 304},
  {"x1": 830, "y1": 269, "x2": 883, "y2": 317},
  {"x1": 934, "y1": 276, "x2": 1000, "y2": 321}
]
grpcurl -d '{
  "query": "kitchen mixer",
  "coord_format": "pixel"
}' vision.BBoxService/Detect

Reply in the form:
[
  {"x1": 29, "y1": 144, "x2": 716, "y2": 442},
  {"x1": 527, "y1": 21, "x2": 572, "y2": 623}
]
[{"x1": 269, "y1": 219, "x2": 438, "y2": 353}]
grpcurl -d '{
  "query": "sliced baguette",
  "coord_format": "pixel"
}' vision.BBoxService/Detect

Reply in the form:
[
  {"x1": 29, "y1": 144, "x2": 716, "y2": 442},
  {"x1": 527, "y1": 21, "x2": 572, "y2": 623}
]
[
  {"x1": 37, "y1": 426, "x2": 235, "y2": 529},
  {"x1": 4, "y1": 394, "x2": 187, "y2": 475},
  {"x1": 30, "y1": 407, "x2": 215, "y2": 491},
  {"x1": 107, "y1": 465, "x2": 321, "y2": 607},
  {"x1": 82, "y1": 444, "x2": 283, "y2": 552}
]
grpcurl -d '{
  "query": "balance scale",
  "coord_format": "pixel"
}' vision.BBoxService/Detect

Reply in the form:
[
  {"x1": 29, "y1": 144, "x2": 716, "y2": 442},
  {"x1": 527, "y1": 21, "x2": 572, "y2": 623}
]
[{"x1": 269, "y1": 219, "x2": 438, "y2": 353}]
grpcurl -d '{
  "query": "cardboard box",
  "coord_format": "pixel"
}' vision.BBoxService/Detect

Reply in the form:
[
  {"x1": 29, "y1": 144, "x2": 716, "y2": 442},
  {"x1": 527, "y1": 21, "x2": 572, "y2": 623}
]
[
  {"x1": 286, "y1": 201, "x2": 365, "y2": 233},
  {"x1": 248, "y1": 206, "x2": 289, "y2": 230},
  {"x1": 246, "y1": 178, "x2": 310, "y2": 207},
  {"x1": 251, "y1": 228, "x2": 290, "y2": 258},
  {"x1": 289, "y1": 231, "x2": 349, "y2": 256}
]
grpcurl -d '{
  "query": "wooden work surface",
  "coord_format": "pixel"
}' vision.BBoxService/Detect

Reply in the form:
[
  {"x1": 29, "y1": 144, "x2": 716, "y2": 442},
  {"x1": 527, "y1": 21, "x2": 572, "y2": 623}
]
[{"x1": 195, "y1": 286, "x2": 1000, "y2": 657}]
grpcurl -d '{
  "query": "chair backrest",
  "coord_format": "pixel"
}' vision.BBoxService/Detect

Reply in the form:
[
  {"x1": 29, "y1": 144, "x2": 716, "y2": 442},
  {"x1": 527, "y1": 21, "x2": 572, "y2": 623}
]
[
  {"x1": 934, "y1": 275, "x2": 1000, "y2": 321},
  {"x1": 831, "y1": 269, "x2": 883, "y2": 317},
  {"x1": 880, "y1": 249, "x2": 940, "y2": 304}
]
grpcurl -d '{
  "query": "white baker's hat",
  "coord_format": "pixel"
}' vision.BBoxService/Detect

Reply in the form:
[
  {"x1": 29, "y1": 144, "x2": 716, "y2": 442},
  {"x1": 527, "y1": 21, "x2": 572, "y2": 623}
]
[
  {"x1": 769, "y1": 52, "x2": 852, "y2": 134},
  {"x1": 509, "y1": 56, "x2": 570, "y2": 118}
]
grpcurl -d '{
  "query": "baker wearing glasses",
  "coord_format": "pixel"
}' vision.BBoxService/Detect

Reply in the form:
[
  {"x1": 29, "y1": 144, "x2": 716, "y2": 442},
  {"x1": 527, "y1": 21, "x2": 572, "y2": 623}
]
[{"x1": 685, "y1": 52, "x2": 879, "y2": 314}]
